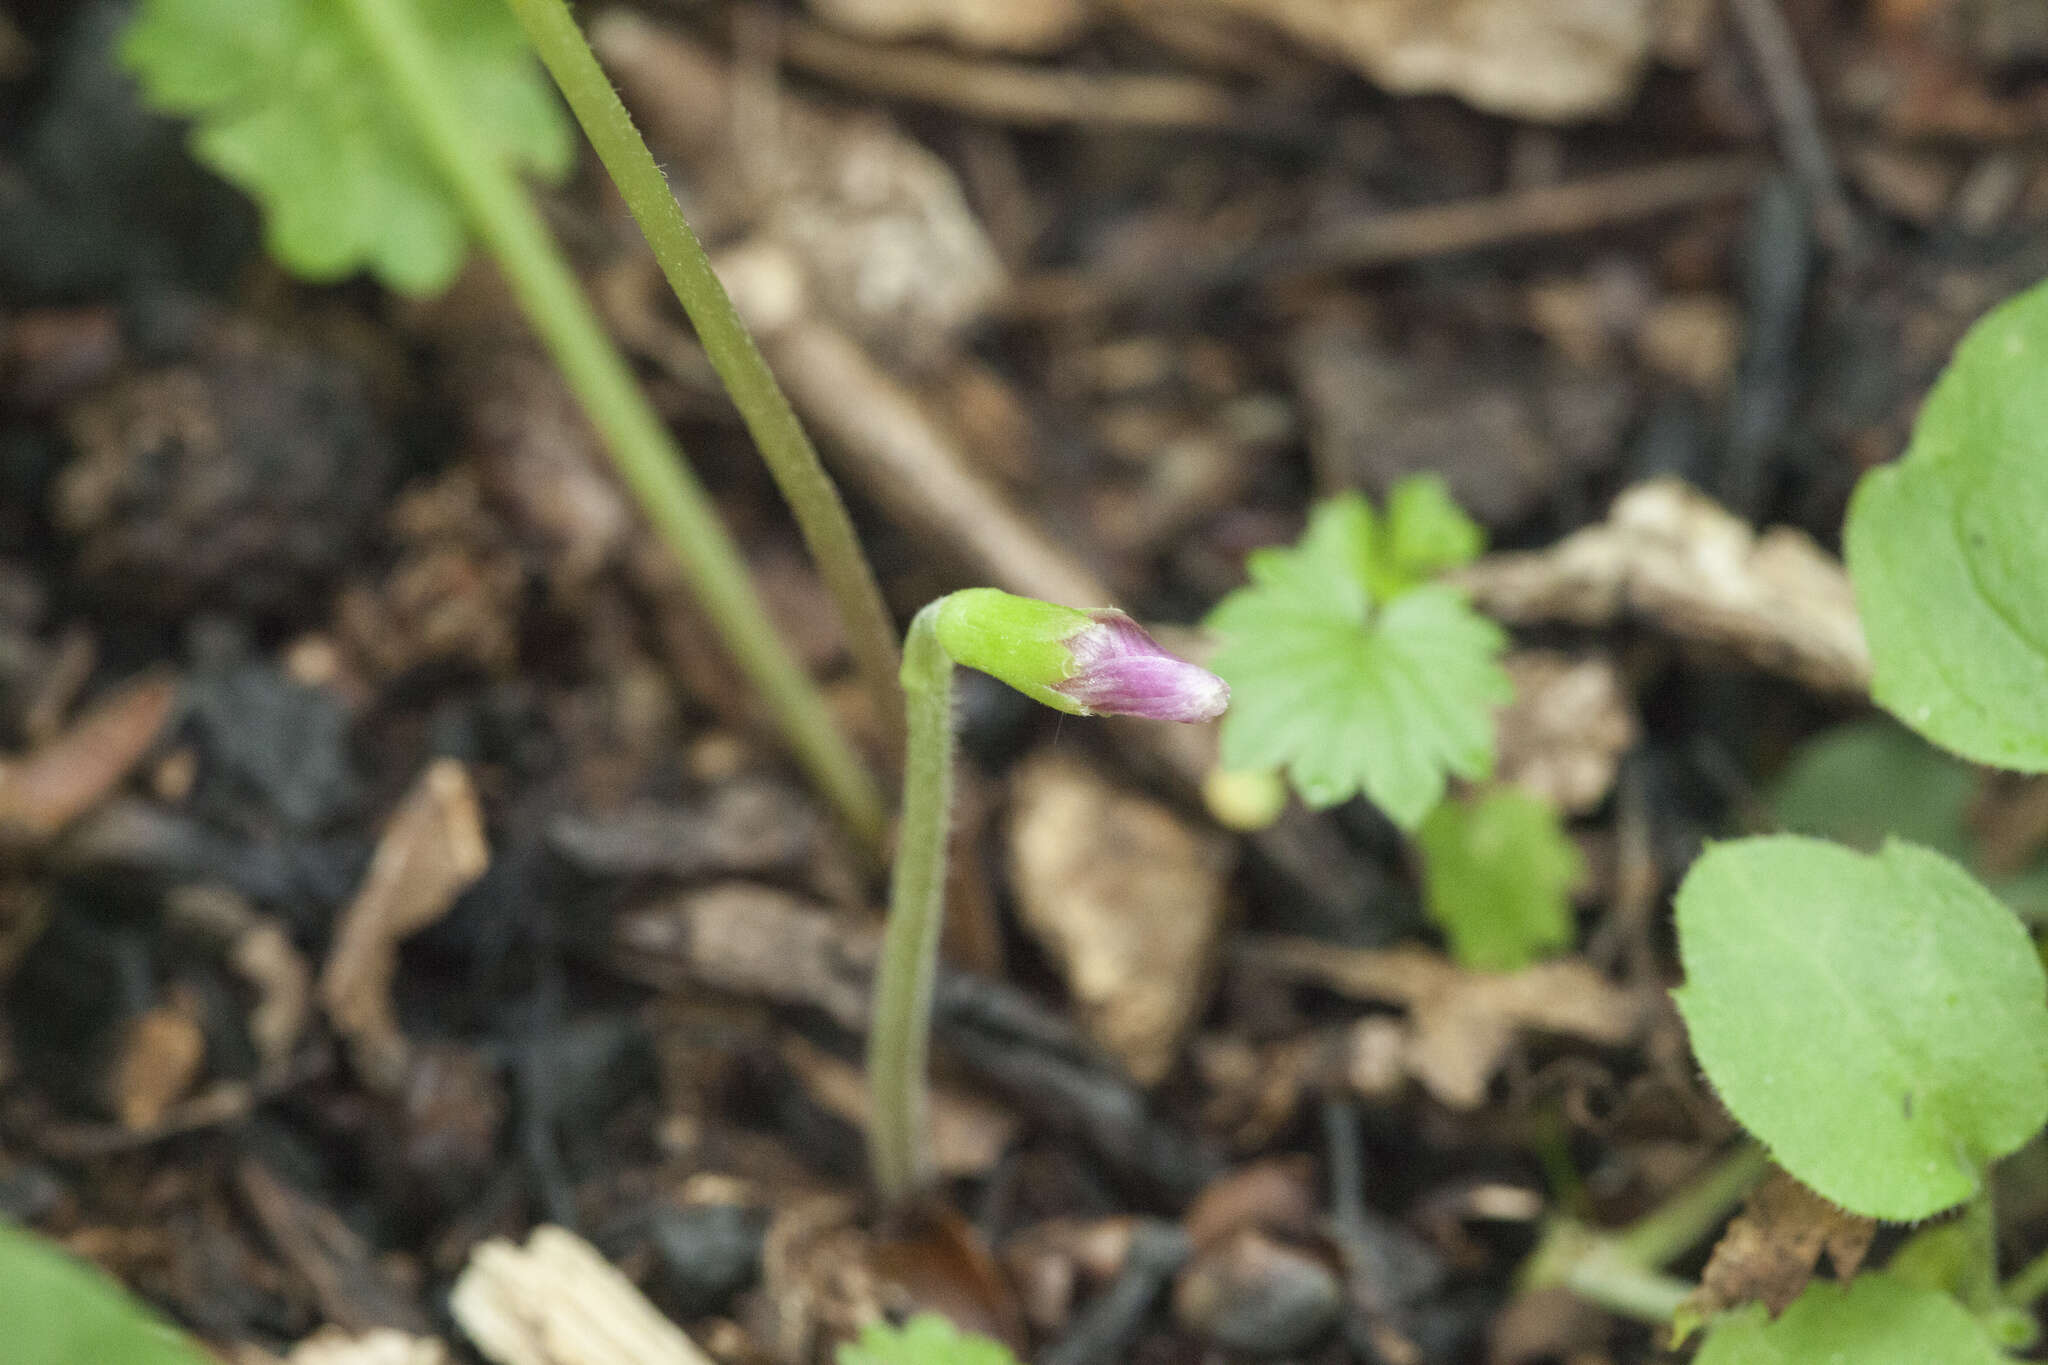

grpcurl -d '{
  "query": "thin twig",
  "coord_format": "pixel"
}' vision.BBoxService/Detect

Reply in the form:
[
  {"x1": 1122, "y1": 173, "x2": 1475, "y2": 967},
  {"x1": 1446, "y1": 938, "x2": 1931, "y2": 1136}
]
[
  {"x1": 1006, "y1": 155, "x2": 1765, "y2": 315},
  {"x1": 777, "y1": 18, "x2": 1250, "y2": 130}
]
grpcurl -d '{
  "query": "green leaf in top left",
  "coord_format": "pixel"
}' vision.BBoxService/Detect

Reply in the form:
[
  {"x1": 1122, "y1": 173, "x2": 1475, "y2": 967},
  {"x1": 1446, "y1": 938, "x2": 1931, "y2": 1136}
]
[
  {"x1": 121, "y1": 0, "x2": 572, "y2": 295},
  {"x1": 0, "y1": 1220, "x2": 214, "y2": 1365}
]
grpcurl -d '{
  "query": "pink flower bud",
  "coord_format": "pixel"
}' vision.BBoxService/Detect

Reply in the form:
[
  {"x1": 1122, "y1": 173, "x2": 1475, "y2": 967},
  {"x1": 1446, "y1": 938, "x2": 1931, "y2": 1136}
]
[{"x1": 1051, "y1": 610, "x2": 1230, "y2": 723}]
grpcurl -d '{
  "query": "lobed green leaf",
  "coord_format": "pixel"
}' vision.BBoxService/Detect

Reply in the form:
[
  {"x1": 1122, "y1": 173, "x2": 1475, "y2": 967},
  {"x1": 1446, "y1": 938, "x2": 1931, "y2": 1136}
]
[
  {"x1": 1846, "y1": 275, "x2": 2048, "y2": 772},
  {"x1": 1206, "y1": 489, "x2": 1509, "y2": 828},
  {"x1": 122, "y1": 0, "x2": 571, "y2": 295},
  {"x1": 1415, "y1": 786, "x2": 1582, "y2": 971},
  {"x1": 1673, "y1": 836, "x2": 2048, "y2": 1221}
]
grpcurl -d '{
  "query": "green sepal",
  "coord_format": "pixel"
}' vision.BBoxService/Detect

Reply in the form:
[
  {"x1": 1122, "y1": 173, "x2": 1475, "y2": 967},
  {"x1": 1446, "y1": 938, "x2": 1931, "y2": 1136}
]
[{"x1": 931, "y1": 588, "x2": 1093, "y2": 715}]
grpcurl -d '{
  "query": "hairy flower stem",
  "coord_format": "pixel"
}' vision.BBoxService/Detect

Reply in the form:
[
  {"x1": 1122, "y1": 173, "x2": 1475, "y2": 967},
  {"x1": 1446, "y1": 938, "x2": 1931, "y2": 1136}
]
[
  {"x1": 502, "y1": 0, "x2": 905, "y2": 760},
  {"x1": 865, "y1": 591, "x2": 1224, "y2": 1205},
  {"x1": 866, "y1": 603, "x2": 954, "y2": 1204},
  {"x1": 338, "y1": 0, "x2": 885, "y2": 850}
]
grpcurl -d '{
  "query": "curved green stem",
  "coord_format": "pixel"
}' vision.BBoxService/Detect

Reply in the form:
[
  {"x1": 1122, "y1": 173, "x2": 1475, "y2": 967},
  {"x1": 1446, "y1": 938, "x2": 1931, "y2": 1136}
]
[
  {"x1": 866, "y1": 603, "x2": 954, "y2": 1205},
  {"x1": 1612, "y1": 1142, "x2": 1770, "y2": 1269},
  {"x1": 338, "y1": 0, "x2": 885, "y2": 850},
  {"x1": 1563, "y1": 1249, "x2": 1696, "y2": 1325},
  {"x1": 502, "y1": 0, "x2": 905, "y2": 760}
]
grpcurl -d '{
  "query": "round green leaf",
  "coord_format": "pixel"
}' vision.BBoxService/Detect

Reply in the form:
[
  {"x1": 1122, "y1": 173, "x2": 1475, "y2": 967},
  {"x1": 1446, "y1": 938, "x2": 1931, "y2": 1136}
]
[
  {"x1": 1694, "y1": 1275, "x2": 2005, "y2": 1365},
  {"x1": 1673, "y1": 836, "x2": 2048, "y2": 1221},
  {"x1": 1846, "y1": 276, "x2": 2048, "y2": 772}
]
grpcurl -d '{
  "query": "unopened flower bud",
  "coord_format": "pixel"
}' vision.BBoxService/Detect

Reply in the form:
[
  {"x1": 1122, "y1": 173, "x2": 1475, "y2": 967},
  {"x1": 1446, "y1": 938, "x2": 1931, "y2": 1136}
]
[{"x1": 931, "y1": 588, "x2": 1228, "y2": 723}]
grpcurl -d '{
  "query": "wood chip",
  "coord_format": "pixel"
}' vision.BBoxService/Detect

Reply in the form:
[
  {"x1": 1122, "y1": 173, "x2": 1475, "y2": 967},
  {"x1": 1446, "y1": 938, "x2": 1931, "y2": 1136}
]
[
  {"x1": 1008, "y1": 753, "x2": 1236, "y2": 1084},
  {"x1": 453, "y1": 1225, "x2": 716, "y2": 1365},
  {"x1": 320, "y1": 760, "x2": 489, "y2": 1093},
  {"x1": 110, "y1": 984, "x2": 206, "y2": 1130},
  {"x1": 284, "y1": 1329, "x2": 450, "y2": 1365},
  {"x1": 1456, "y1": 478, "x2": 1871, "y2": 695},
  {"x1": 0, "y1": 673, "x2": 176, "y2": 848}
]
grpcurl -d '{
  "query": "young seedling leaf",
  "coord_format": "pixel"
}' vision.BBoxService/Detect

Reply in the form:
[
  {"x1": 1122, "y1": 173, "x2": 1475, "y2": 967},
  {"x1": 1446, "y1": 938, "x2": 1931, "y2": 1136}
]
[
  {"x1": 1206, "y1": 491, "x2": 1510, "y2": 828},
  {"x1": 1415, "y1": 786, "x2": 1582, "y2": 971},
  {"x1": 122, "y1": 0, "x2": 571, "y2": 295},
  {"x1": 1673, "y1": 836, "x2": 2048, "y2": 1221},
  {"x1": 1692, "y1": 1275, "x2": 2005, "y2": 1365},
  {"x1": 836, "y1": 1314, "x2": 1020, "y2": 1365},
  {"x1": 0, "y1": 1220, "x2": 214, "y2": 1365},
  {"x1": 1846, "y1": 275, "x2": 2048, "y2": 772},
  {"x1": 1374, "y1": 472, "x2": 1486, "y2": 597}
]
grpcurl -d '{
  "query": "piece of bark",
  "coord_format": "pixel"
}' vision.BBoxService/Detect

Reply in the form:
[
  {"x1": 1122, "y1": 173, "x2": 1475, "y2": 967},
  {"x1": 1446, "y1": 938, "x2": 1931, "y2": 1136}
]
[
  {"x1": 452, "y1": 1226, "x2": 716, "y2": 1365},
  {"x1": 0, "y1": 673, "x2": 176, "y2": 849},
  {"x1": 1456, "y1": 478, "x2": 1871, "y2": 695},
  {"x1": 613, "y1": 882, "x2": 876, "y2": 1033},
  {"x1": 320, "y1": 760, "x2": 489, "y2": 1093}
]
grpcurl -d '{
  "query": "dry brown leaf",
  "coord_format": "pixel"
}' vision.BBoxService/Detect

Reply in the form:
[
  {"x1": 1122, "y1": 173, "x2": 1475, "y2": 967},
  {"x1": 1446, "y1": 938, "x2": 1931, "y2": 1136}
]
[
  {"x1": 321, "y1": 760, "x2": 489, "y2": 1092},
  {"x1": 1008, "y1": 752, "x2": 1235, "y2": 1084},
  {"x1": 1456, "y1": 478, "x2": 1871, "y2": 695},
  {"x1": 1240, "y1": 941, "x2": 1642, "y2": 1109},
  {"x1": 869, "y1": 1200, "x2": 1029, "y2": 1353},
  {"x1": 1174, "y1": 0, "x2": 1655, "y2": 121},
  {"x1": 1684, "y1": 1170, "x2": 1876, "y2": 1320}
]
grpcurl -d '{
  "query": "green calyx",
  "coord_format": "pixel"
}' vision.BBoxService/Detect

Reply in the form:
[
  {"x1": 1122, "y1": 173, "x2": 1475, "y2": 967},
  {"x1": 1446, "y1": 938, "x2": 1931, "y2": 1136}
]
[{"x1": 929, "y1": 588, "x2": 1094, "y2": 715}]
